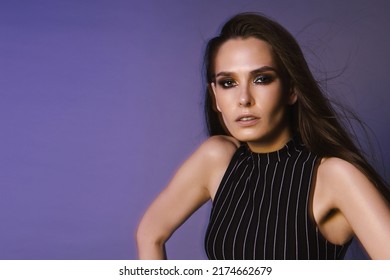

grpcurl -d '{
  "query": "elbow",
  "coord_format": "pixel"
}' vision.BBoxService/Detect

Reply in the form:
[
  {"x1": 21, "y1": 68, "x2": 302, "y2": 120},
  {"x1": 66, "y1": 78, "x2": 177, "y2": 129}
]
[
  {"x1": 136, "y1": 222, "x2": 165, "y2": 247},
  {"x1": 136, "y1": 219, "x2": 169, "y2": 258}
]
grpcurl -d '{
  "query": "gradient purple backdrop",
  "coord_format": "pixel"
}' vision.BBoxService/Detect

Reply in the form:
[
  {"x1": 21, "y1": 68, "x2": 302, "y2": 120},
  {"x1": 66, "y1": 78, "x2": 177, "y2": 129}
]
[{"x1": 1, "y1": 0, "x2": 389, "y2": 259}]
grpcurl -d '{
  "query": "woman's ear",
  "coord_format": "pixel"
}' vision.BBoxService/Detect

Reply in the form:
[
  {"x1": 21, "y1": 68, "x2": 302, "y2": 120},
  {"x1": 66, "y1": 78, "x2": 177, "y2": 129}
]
[
  {"x1": 287, "y1": 82, "x2": 298, "y2": 105},
  {"x1": 288, "y1": 89, "x2": 298, "y2": 105},
  {"x1": 209, "y1": 83, "x2": 221, "y2": 112}
]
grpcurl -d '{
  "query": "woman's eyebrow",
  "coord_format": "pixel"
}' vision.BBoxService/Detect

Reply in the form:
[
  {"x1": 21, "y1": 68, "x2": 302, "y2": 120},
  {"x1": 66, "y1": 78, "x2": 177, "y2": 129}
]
[
  {"x1": 250, "y1": 66, "x2": 277, "y2": 74},
  {"x1": 215, "y1": 66, "x2": 277, "y2": 78}
]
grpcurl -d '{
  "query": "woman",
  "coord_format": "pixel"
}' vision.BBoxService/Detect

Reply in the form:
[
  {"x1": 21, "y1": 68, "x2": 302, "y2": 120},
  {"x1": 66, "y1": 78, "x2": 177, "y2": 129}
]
[{"x1": 136, "y1": 13, "x2": 390, "y2": 259}]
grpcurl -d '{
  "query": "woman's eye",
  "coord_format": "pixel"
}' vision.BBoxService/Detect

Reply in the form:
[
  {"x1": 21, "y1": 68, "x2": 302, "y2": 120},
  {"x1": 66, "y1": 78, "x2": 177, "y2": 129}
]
[
  {"x1": 218, "y1": 80, "x2": 237, "y2": 88},
  {"x1": 254, "y1": 75, "x2": 273, "y2": 84}
]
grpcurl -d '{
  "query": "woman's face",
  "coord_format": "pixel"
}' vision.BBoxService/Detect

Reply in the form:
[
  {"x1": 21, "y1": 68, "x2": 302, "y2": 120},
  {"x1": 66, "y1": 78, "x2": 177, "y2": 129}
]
[{"x1": 211, "y1": 37, "x2": 297, "y2": 153}]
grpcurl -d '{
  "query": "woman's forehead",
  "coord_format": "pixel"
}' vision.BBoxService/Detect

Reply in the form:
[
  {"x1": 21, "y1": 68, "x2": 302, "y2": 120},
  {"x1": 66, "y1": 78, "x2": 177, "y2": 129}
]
[{"x1": 213, "y1": 37, "x2": 276, "y2": 73}]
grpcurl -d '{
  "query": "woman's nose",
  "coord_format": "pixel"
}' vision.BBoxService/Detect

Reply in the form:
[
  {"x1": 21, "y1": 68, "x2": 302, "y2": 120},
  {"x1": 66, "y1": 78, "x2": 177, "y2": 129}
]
[{"x1": 239, "y1": 86, "x2": 254, "y2": 107}]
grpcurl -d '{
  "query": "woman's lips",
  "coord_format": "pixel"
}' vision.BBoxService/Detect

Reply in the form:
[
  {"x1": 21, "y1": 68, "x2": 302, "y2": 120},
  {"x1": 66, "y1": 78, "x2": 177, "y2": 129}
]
[{"x1": 236, "y1": 115, "x2": 260, "y2": 127}]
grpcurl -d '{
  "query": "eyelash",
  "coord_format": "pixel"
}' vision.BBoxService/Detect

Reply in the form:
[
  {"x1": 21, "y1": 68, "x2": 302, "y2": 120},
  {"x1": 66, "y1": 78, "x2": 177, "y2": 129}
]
[
  {"x1": 217, "y1": 75, "x2": 274, "y2": 89},
  {"x1": 254, "y1": 75, "x2": 273, "y2": 84},
  {"x1": 217, "y1": 79, "x2": 236, "y2": 88}
]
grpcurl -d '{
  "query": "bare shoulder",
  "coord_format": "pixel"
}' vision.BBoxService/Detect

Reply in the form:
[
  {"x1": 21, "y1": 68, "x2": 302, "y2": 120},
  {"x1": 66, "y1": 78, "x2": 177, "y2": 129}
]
[
  {"x1": 199, "y1": 135, "x2": 240, "y2": 162},
  {"x1": 319, "y1": 156, "x2": 356, "y2": 170},
  {"x1": 318, "y1": 157, "x2": 359, "y2": 178},
  {"x1": 317, "y1": 157, "x2": 370, "y2": 196},
  {"x1": 317, "y1": 156, "x2": 388, "y2": 211},
  {"x1": 318, "y1": 157, "x2": 368, "y2": 189},
  {"x1": 181, "y1": 135, "x2": 239, "y2": 183},
  {"x1": 196, "y1": 135, "x2": 239, "y2": 200}
]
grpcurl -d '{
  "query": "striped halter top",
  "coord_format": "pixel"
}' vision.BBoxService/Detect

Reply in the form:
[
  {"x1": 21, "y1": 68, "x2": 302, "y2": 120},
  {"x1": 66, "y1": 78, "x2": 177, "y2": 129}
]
[{"x1": 205, "y1": 138, "x2": 350, "y2": 259}]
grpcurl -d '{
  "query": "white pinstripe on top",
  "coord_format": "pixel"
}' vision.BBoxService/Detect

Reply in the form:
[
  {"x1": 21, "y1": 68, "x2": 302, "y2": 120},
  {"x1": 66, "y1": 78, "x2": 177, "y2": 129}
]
[{"x1": 205, "y1": 139, "x2": 349, "y2": 259}]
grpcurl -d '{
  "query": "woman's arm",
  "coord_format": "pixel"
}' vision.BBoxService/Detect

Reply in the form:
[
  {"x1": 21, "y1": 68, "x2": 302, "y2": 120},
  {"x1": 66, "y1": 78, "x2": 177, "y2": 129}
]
[
  {"x1": 136, "y1": 136, "x2": 238, "y2": 259},
  {"x1": 318, "y1": 158, "x2": 390, "y2": 259}
]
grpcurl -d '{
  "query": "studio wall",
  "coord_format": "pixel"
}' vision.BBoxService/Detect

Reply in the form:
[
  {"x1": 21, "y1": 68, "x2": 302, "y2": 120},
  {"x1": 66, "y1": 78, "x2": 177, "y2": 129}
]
[{"x1": 1, "y1": 0, "x2": 389, "y2": 259}]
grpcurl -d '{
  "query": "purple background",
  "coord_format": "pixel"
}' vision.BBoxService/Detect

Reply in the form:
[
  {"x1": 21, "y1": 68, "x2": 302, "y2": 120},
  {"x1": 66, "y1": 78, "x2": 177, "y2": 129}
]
[{"x1": 1, "y1": 0, "x2": 389, "y2": 259}]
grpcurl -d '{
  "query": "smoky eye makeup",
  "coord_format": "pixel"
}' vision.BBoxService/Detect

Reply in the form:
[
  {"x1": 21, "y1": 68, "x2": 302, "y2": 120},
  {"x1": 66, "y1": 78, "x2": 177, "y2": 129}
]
[
  {"x1": 253, "y1": 73, "x2": 275, "y2": 84},
  {"x1": 216, "y1": 78, "x2": 237, "y2": 89},
  {"x1": 213, "y1": 67, "x2": 278, "y2": 89}
]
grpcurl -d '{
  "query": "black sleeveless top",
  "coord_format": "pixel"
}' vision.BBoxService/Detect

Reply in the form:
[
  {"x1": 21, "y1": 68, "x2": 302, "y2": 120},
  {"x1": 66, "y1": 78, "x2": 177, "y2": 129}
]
[{"x1": 205, "y1": 139, "x2": 350, "y2": 259}]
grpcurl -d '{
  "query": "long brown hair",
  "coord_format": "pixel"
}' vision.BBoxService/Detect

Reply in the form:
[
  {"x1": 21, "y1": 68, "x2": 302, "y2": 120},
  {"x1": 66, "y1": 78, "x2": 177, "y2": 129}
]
[{"x1": 203, "y1": 13, "x2": 390, "y2": 201}]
